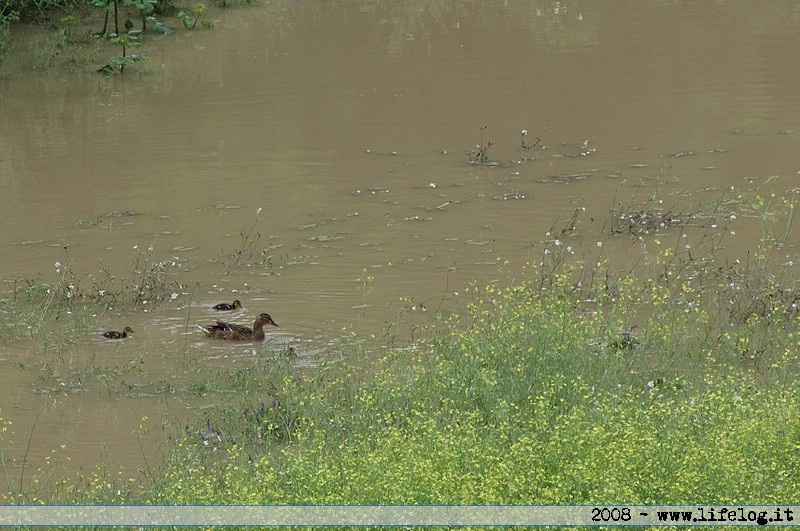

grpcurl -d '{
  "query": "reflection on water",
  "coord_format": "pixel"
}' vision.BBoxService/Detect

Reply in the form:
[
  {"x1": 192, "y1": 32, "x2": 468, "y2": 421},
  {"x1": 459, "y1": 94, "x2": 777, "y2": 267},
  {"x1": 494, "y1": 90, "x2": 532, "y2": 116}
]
[{"x1": 1, "y1": 0, "x2": 800, "y2": 496}]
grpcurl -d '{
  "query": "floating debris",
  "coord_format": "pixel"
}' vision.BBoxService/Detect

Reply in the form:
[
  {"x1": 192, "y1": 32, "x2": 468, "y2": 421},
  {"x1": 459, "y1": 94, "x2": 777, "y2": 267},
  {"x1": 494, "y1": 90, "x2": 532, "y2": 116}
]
[
  {"x1": 434, "y1": 200, "x2": 459, "y2": 210},
  {"x1": 612, "y1": 208, "x2": 689, "y2": 235},
  {"x1": 299, "y1": 221, "x2": 329, "y2": 230},
  {"x1": 535, "y1": 170, "x2": 598, "y2": 183},
  {"x1": 493, "y1": 190, "x2": 526, "y2": 200},
  {"x1": 578, "y1": 139, "x2": 596, "y2": 156},
  {"x1": 560, "y1": 139, "x2": 596, "y2": 157},
  {"x1": 549, "y1": 173, "x2": 591, "y2": 183},
  {"x1": 352, "y1": 187, "x2": 390, "y2": 196}
]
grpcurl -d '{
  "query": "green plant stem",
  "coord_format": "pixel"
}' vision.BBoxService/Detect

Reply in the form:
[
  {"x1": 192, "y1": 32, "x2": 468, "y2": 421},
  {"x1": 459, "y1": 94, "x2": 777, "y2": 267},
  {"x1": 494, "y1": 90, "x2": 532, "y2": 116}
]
[{"x1": 18, "y1": 408, "x2": 44, "y2": 495}]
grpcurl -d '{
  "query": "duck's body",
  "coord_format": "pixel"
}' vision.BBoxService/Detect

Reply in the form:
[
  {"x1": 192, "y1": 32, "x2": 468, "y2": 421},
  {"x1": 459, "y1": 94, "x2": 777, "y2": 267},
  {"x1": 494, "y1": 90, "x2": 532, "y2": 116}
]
[
  {"x1": 199, "y1": 313, "x2": 279, "y2": 341},
  {"x1": 103, "y1": 326, "x2": 134, "y2": 339},
  {"x1": 213, "y1": 299, "x2": 242, "y2": 311}
]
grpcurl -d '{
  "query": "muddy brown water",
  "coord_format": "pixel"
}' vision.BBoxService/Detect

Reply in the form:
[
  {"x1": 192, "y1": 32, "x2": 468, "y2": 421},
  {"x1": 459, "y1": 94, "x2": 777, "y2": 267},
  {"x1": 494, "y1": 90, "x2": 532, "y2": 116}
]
[{"x1": 1, "y1": 1, "x2": 800, "y2": 496}]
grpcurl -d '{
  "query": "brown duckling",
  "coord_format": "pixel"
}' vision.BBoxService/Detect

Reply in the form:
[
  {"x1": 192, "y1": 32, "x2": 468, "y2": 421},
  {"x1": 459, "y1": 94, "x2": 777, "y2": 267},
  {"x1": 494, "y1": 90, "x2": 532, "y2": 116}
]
[
  {"x1": 199, "y1": 313, "x2": 279, "y2": 341},
  {"x1": 103, "y1": 326, "x2": 134, "y2": 339},
  {"x1": 212, "y1": 299, "x2": 243, "y2": 311},
  {"x1": 610, "y1": 326, "x2": 638, "y2": 350}
]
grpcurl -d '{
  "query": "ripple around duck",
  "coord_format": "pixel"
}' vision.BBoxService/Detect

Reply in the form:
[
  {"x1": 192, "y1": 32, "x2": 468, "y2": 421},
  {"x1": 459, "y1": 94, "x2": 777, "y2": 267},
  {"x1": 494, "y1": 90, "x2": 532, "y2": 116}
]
[
  {"x1": 124, "y1": 297, "x2": 351, "y2": 371},
  {"x1": 188, "y1": 331, "x2": 315, "y2": 368}
]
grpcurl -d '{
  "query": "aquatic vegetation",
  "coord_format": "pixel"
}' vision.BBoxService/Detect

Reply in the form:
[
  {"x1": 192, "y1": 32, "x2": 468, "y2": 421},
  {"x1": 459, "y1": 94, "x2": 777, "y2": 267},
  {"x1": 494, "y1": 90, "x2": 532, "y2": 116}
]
[
  {"x1": 223, "y1": 208, "x2": 279, "y2": 269},
  {"x1": 86, "y1": 244, "x2": 185, "y2": 310},
  {"x1": 520, "y1": 128, "x2": 541, "y2": 152},
  {"x1": 90, "y1": 0, "x2": 155, "y2": 74},
  {"x1": 105, "y1": 33, "x2": 147, "y2": 74},
  {"x1": 468, "y1": 125, "x2": 494, "y2": 165},
  {"x1": 177, "y1": 2, "x2": 212, "y2": 29},
  {"x1": 91, "y1": 0, "x2": 156, "y2": 36},
  {"x1": 0, "y1": 244, "x2": 183, "y2": 342},
  {"x1": 469, "y1": 126, "x2": 544, "y2": 166}
]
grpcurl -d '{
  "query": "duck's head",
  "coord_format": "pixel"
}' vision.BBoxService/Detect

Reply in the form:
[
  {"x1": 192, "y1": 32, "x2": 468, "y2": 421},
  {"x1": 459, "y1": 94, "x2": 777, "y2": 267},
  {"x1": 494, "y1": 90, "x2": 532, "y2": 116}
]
[
  {"x1": 232, "y1": 300, "x2": 243, "y2": 309},
  {"x1": 257, "y1": 313, "x2": 279, "y2": 327}
]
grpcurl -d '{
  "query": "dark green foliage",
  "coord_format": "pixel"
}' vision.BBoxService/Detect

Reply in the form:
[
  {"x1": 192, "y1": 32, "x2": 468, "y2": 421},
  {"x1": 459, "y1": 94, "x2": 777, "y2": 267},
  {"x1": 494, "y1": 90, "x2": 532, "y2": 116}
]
[
  {"x1": 0, "y1": 9, "x2": 19, "y2": 64},
  {"x1": 91, "y1": 0, "x2": 155, "y2": 37},
  {"x1": 176, "y1": 2, "x2": 210, "y2": 29}
]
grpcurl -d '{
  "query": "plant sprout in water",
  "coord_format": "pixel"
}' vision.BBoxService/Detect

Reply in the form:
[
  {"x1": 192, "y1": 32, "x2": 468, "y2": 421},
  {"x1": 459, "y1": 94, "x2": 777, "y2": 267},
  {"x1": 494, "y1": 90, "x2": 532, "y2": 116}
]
[
  {"x1": 468, "y1": 125, "x2": 493, "y2": 164},
  {"x1": 521, "y1": 128, "x2": 541, "y2": 151}
]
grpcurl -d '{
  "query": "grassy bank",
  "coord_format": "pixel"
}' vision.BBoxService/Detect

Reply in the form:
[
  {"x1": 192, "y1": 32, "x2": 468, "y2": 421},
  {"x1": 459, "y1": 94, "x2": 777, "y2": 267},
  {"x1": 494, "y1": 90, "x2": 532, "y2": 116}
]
[
  {"x1": 3, "y1": 189, "x2": 800, "y2": 526},
  {"x1": 143, "y1": 275, "x2": 800, "y2": 506}
]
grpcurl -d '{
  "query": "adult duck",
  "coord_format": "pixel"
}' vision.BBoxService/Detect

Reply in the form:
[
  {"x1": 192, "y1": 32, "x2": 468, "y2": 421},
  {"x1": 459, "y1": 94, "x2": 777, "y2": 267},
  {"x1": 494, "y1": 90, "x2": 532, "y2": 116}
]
[
  {"x1": 199, "y1": 313, "x2": 279, "y2": 341},
  {"x1": 103, "y1": 326, "x2": 134, "y2": 339},
  {"x1": 213, "y1": 299, "x2": 243, "y2": 311}
]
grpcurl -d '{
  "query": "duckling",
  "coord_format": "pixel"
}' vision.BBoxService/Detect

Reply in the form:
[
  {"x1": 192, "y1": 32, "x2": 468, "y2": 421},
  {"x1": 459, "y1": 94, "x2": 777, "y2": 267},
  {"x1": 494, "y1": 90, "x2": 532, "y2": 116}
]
[
  {"x1": 212, "y1": 299, "x2": 243, "y2": 311},
  {"x1": 611, "y1": 326, "x2": 638, "y2": 350},
  {"x1": 199, "y1": 313, "x2": 279, "y2": 341},
  {"x1": 103, "y1": 326, "x2": 134, "y2": 339}
]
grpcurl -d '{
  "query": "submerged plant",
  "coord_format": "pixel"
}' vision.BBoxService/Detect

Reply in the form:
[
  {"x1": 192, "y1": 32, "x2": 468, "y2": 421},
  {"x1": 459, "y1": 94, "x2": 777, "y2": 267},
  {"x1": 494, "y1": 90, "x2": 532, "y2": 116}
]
[
  {"x1": 92, "y1": 0, "x2": 157, "y2": 75},
  {"x1": 224, "y1": 208, "x2": 276, "y2": 269},
  {"x1": 2, "y1": 243, "x2": 184, "y2": 329},
  {"x1": 468, "y1": 125, "x2": 494, "y2": 165},
  {"x1": 106, "y1": 33, "x2": 147, "y2": 74},
  {"x1": 520, "y1": 129, "x2": 541, "y2": 151}
]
